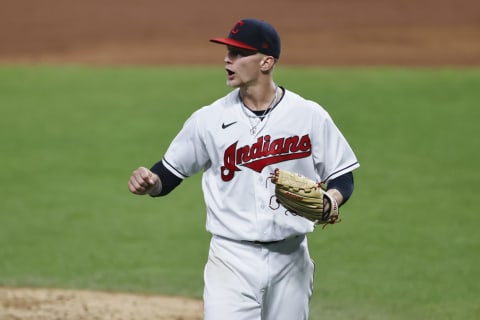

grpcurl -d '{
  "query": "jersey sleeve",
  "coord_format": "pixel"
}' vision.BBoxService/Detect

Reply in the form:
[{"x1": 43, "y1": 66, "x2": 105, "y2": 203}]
[
  {"x1": 312, "y1": 107, "x2": 360, "y2": 182},
  {"x1": 162, "y1": 109, "x2": 210, "y2": 179}
]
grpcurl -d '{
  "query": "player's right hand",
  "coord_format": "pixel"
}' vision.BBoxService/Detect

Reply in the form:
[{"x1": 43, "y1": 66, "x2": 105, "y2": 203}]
[{"x1": 128, "y1": 166, "x2": 161, "y2": 195}]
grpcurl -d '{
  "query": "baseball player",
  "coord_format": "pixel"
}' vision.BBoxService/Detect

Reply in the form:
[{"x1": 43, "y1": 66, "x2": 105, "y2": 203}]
[{"x1": 128, "y1": 18, "x2": 359, "y2": 320}]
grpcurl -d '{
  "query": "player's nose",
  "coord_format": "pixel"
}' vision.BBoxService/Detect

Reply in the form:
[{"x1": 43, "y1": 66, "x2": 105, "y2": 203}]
[
  {"x1": 224, "y1": 53, "x2": 232, "y2": 63},
  {"x1": 225, "y1": 49, "x2": 240, "y2": 63}
]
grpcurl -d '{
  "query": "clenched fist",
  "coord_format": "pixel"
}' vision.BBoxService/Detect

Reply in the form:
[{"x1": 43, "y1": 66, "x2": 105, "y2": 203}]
[{"x1": 128, "y1": 166, "x2": 162, "y2": 196}]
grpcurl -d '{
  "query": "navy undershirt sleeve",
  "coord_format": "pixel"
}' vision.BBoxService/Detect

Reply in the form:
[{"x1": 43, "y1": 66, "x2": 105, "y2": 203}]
[
  {"x1": 326, "y1": 171, "x2": 354, "y2": 204},
  {"x1": 149, "y1": 160, "x2": 183, "y2": 196}
]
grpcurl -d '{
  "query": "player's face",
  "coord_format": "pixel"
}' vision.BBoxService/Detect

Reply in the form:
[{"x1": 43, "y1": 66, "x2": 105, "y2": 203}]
[{"x1": 224, "y1": 46, "x2": 265, "y2": 88}]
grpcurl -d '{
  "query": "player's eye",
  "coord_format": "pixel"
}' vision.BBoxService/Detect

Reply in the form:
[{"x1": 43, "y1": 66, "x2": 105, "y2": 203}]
[{"x1": 228, "y1": 47, "x2": 257, "y2": 57}]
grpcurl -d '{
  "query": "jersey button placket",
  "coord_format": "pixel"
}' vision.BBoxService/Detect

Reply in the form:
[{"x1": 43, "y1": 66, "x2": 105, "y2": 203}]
[{"x1": 254, "y1": 173, "x2": 272, "y2": 238}]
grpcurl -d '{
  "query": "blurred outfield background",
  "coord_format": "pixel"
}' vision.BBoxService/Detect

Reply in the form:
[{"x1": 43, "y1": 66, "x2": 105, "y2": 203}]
[{"x1": 1, "y1": 1, "x2": 480, "y2": 319}]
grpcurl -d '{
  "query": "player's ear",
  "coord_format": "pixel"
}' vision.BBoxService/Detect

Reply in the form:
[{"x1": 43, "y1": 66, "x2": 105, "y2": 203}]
[{"x1": 259, "y1": 56, "x2": 275, "y2": 72}]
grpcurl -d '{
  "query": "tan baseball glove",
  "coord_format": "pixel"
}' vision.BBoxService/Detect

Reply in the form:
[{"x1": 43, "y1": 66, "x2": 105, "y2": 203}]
[{"x1": 270, "y1": 168, "x2": 340, "y2": 227}]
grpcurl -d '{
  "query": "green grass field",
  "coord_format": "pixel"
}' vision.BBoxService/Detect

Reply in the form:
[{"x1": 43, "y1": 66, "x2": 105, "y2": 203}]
[{"x1": 1, "y1": 66, "x2": 479, "y2": 319}]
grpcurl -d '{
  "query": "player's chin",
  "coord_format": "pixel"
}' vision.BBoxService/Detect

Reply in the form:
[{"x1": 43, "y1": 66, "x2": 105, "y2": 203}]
[{"x1": 225, "y1": 71, "x2": 239, "y2": 87}]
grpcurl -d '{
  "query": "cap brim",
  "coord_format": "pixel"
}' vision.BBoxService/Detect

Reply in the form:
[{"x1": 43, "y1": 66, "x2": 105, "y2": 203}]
[{"x1": 210, "y1": 38, "x2": 258, "y2": 51}]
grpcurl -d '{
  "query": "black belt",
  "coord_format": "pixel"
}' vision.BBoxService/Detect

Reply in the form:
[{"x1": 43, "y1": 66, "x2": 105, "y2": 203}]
[
  {"x1": 246, "y1": 235, "x2": 302, "y2": 245},
  {"x1": 249, "y1": 239, "x2": 285, "y2": 245}
]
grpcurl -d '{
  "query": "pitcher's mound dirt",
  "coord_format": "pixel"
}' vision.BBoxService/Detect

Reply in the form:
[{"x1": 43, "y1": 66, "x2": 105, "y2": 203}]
[{"x1": 0, "y1": 287, "x2": 203, "y2": 320}]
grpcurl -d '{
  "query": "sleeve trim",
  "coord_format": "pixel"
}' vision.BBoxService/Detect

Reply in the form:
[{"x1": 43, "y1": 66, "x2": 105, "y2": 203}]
[
  {"x1": 162, "y1": 158, "x2": 188, "y2": 179},
  {"x1": 324, "y1": 162, "x2": 360, "y2": 182}
]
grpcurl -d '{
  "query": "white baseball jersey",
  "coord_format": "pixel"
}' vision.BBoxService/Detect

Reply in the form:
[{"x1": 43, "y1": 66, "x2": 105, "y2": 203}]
[{"x1": 162, "y1": 87, "x2": 359, "y2": 242}]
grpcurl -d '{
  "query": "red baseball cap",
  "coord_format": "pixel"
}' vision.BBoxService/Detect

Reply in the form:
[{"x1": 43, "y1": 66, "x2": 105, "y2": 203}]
[{"x1": 210, "y1": 18, "x2": 281, "y2": 59}]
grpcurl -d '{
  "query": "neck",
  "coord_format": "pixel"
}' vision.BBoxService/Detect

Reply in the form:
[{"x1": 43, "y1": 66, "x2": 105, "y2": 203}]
[{"x1": 240, "y1": 82, "x2": 278, "y2": 111}]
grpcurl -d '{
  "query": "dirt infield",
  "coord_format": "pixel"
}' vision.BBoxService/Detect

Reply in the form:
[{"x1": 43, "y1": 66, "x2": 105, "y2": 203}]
[
  {"x1": 1, "y1": 0, "x2": 479, "y2": 66},
  {"x1": 0, "y1": 287, "x2": 203, "y2": 320},
  {"x1": 1, "y1": 0, "x2": 479, "y2": 319}
]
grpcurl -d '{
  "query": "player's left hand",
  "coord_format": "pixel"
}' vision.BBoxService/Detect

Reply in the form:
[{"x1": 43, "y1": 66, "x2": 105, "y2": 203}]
[{"x1": 270, "y1": 168, "x2": 340, "y2": 227}]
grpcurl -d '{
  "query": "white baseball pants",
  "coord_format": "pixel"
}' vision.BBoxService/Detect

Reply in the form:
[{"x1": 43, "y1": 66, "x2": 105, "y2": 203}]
[{"x1": 203, "y1": 234, "x2": 315, "y2": 320}]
